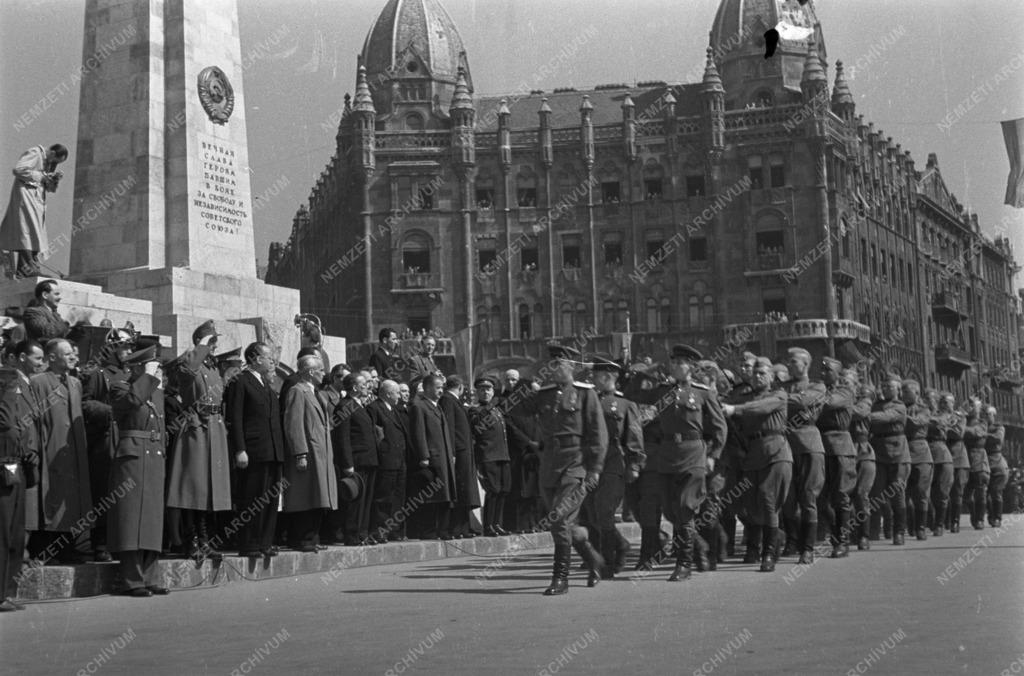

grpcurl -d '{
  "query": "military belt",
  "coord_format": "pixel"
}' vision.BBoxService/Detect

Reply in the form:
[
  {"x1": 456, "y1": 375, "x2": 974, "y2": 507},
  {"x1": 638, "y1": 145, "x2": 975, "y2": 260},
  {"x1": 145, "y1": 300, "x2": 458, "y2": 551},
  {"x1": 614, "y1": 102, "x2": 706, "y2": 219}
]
[
  {"x1": 553, "y1": 435, "x2": 580, "y2": 448},
  {"x1": 121, "y1": 430, "x2": 162, "y2": 442},
  {"x1": 196, "y1": 404, "x2": 221, "y2": 415},
  {"x1": 672, "y1": 433, "x2": 702, "y2": 442},
  {"x1": 747, "y1": 431, "x2": 784, "y2": 441}
]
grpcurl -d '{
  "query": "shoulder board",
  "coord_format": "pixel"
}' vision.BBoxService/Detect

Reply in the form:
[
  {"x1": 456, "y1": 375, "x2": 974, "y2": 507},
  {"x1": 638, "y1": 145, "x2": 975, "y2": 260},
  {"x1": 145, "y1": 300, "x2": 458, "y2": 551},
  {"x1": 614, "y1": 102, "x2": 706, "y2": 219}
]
[
  {"x1": 614, "y1": 391, "x2": 624, "y2": 397},
  {"x1": 573, "y1": 382, "x2": 594, "y2": 389},
  {"x1": 537, "y1": 384, "x2": 558, "y2": 391},
  {"x1": 690, "y1": 382, "x2": 709, "y2": 391}
]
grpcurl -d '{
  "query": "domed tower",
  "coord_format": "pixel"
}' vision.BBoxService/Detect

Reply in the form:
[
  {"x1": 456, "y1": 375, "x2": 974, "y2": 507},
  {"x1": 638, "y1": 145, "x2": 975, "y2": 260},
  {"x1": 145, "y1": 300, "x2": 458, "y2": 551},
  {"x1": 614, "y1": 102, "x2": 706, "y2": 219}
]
[
  {"x1": 361, "y1": 0, "x2": 472, "y2": 129},
  {"x1": 709, "y1": 0, "x2": 826, "y2": 110}
]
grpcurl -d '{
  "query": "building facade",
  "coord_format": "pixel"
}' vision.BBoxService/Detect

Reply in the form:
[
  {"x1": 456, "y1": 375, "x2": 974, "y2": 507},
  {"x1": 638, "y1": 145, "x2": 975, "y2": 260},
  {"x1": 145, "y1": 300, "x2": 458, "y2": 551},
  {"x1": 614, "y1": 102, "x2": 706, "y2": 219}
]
[{"x1": 265, "y1": 0, "x2": 1023, "y2": 460}]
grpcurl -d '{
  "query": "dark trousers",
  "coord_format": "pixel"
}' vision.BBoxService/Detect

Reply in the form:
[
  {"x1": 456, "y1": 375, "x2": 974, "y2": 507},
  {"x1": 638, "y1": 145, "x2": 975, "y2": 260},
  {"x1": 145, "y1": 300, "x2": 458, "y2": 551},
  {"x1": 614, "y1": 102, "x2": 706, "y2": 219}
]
[
  {"x1": 821, "y1": 455, "x2": 857, "y2": 545},
  {"x1": 988, "y1": 472, "x2": 1009, "y2": 521},
  {"x1": 27, "y1": 530, "x2": 78, "y2": 563},
  {"x1": 929, "y1": 463, "x2": 954, "y2": 530},
  {"x1": 907, "y1": 463, "x2": 934, "y2": 532},
  {"x1": 748, "y1": 462, "x2": 793, "y2": 527},
  {"x1": 851, "y1": 460, "x2": 876, "y2": 540},
  {"x1": 479, "y1": 461, "x2": 511, "y2": 531},
  {"x1": 871, "y1": 462, "x2": 910, "y2": 535},
  {"x1": 967, "y1": 471, "x2": 990, "y2": 524},
  {"x1": 581, "y1": 471, "x2": 625, "y2": 557},
  {"x1": 0, "y1": 479, "x2": 26, "y2": 600},
  {"x1": 373, "y1": 468, "x2": 407, "y2": 540},
  {"x1": 417, "y1": 503, "x2": 452, "y2": 539},
  {"x1": 287, "y1": 510, "x2": 323, "y2": 550},
  {"x1": 87, "y1": 441, "x2": 111, "y2": 552},
  {"x1": 540, "y1": 477, "x2": 591, "y2": 547},
  {"x1": 118, "y1": 550, "x2": 160, "y2": 591},
  {"x1": 948, "y1": 468, "x2": 970, "y2": 527},
  {"x1": 784, "y1": 453, "x2": 825, "y2": 528},
  {"x1": 237, "y1": 462, "x2": 283, "y2": 553},
  {"x1": 343, "y1": 467, "x2": 377, "y2": 541}
]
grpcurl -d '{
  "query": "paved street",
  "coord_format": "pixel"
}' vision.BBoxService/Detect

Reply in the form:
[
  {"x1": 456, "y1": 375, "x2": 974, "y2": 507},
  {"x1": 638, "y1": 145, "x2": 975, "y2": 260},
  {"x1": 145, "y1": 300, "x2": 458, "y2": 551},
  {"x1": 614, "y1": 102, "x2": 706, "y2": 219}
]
[{"x1": 2, "y1": 520, "x2": 1023, "y2": 676}]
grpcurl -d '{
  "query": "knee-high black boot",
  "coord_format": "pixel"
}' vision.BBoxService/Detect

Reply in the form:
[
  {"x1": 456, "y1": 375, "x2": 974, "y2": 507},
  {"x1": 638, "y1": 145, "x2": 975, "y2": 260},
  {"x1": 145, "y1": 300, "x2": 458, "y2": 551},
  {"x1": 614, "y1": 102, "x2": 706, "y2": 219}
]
[
  {"x1": 668, "y1": 525, "x2": 694, "y2": 582},
  {"x1": 543, "y1": 545, "x2": 571, "y2": 596},
  {"x1": 760, "y1": 526, "x2": 778, "y2": 572},
  {"x1": 635, "y1": 527, "x2": 661, "y2": 571},
  {"x1": 743, "y1": 524, "x2": 762, "y2": 564},
  {"x1": 573, "y1": 536, "x2": 606, "y2": 588}
]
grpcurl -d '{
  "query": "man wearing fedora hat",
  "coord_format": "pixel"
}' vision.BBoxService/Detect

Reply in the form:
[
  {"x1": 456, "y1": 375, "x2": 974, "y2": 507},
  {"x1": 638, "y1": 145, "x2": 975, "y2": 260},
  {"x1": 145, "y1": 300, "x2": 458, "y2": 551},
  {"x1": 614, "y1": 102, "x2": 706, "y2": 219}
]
[
  {"x1": 107, "y1": 344, "x2": 168, "y2": 596},
  {"x1": 582, "y1": 356, "x2": 644, "y2": 582},
  {"x1": 510, "y1": 344, "x2": 608, "y2": 595},
  {"x1": 624, "y1": 344, "x2": 727, "y2": 582}
]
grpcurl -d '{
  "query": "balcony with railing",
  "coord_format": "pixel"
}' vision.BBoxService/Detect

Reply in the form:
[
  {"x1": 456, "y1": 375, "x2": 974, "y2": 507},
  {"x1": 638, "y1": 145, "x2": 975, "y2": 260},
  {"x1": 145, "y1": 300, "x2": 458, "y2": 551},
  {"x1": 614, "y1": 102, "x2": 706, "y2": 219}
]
[
  {"x1": 722, "y1": 319, "x2": 872, "y2": 345},
  {"x1": 931, "y1": 291, "x2": 969, "y2": 322},
  {"x1": 934, "y1": 344, "x2": 973, "y2": 371},
  {"x1": 392, "y1": 272, "x2": 444, "y2": 294}
]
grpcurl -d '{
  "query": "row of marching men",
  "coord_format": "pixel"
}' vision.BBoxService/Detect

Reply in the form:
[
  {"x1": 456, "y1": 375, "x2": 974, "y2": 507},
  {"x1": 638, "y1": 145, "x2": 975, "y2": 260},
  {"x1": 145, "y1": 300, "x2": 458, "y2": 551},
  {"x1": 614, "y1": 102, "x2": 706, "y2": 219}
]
[{"x1": 491, "y1": 342, "x2": 1010, "y2": 595}]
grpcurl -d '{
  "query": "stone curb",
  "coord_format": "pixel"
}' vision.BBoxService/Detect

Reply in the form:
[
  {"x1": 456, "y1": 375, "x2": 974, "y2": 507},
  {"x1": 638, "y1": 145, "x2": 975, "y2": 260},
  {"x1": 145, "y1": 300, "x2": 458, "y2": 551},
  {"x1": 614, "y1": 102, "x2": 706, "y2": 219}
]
[{"x1": 16, "y1": 523, "x2": 643, "y2": 601}]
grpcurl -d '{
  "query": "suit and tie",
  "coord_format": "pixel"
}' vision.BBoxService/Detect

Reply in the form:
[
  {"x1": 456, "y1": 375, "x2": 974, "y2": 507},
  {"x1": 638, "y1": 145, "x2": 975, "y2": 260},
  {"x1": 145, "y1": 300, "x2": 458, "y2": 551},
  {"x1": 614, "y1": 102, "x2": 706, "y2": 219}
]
[
  {"x1": 332, "y1": 397, "x2": 379, "y2": 544},
  {"x1": 408, "y1": 396, "x2": 457, "y2": 538},
  {"x1": 367, "y1": 398, "x2": 410, "y2": 540},
  {"x1": 224, "y1": 369, "x2": 285, "y2": 555}
]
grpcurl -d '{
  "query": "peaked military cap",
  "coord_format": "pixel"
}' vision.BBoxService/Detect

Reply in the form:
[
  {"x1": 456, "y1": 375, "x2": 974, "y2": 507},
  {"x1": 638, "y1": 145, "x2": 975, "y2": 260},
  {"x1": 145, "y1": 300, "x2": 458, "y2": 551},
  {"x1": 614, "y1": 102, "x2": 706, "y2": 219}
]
[
  {"x1": 474, "y1": 376, "x2": 498, "y2": 389},
  {"x1": 191, "y1": 319, "x2": 220, "y2": 344},
  {"x1": 590, "y1": 356, "x2": 623, "y2": 374},
  {"x1": 670, "y1": 344, "x2": 702, "y2": 361},
  {"x1": 124, "y1": 344, "x2": 160, "y2": 365},
  {"x1": 548, "y1": 344, "x2": 581, "y2": 360}
]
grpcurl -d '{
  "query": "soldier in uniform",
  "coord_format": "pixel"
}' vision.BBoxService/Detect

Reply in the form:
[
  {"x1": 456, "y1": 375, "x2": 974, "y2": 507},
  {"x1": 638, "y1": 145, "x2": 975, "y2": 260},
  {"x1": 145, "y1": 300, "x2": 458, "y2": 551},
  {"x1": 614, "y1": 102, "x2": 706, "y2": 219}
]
[
  {"x1": 868, "y1": 374, "x2": 910, "y2": 545},
  {"x1": 165, "y1": 320, "x2": 231, "y2": 559},
  {"x1": 924, "y1": 389, "x2": 953, "y2": 537},
  {"x1": 849, "y1": 380, "x2": 876, "y2": 550},
  {"x1": 943, "y1": 393, "x2": 969, "y2": 533},
  {"x1": 469, "y1": 376, "x2": 511, "y2": 537},
  {"x1": 722, "y1": 357, "x2": 792, "y2": 572},
  {"x1": 107, "y1": 344, "x2": 168, "y2": 597},
  {"x1": 983, "y1": 406, "x2": 1008, "y2": 528},
  {"x1": 781, "y1": 348, "x2": 826, "y2": 564},
  {"x1": 581, "y1": 357, "x2": 644, "y2": 582},
  {"x1": 901, "y1": 380, "x2": 933, "y2": 540},
  {"x1": 962, "y1": 396, "x2": 989, "y2": 530},
  {"x1": 815, "y1": 357, "x2": 857, "y2": 558},
  {"x1": 624, "y1": 344, "x2": 726, "y2": 582},
  {"x1": 510, "y1": 344, "x2": 607, "y2": 595},
  {"x1": 724, "y1": 352, "x2": 757, "y2": 563}
]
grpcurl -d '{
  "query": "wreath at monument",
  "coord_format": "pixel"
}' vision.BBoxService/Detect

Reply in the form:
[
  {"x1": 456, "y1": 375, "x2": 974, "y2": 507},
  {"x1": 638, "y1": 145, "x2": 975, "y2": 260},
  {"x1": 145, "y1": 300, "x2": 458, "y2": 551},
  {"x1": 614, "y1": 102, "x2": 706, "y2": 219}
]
[{"x1": 197, "y1": 66, "x2": 235, "y2": 125}]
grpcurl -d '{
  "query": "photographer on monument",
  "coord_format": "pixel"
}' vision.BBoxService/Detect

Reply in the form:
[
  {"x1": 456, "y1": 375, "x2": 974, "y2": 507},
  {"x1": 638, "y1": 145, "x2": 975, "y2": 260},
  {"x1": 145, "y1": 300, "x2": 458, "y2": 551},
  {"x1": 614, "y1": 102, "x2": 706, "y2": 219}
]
[{"x1": 1, "y1": 143, "x2": 68, "y2": 278}]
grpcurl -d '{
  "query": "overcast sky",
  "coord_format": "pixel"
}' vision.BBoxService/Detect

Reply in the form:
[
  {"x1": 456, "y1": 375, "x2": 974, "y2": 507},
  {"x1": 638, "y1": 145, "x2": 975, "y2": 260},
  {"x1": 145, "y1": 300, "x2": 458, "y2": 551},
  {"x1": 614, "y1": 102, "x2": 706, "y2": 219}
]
[{"x1": 1, "y1": 0, "x2": 1022, "y2": 286}]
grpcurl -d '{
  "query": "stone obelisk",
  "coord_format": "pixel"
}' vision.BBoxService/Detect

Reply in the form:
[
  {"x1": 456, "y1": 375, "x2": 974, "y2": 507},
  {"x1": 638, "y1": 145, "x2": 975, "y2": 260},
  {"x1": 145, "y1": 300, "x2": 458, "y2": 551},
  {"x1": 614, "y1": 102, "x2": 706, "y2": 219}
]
[{"x1": 69, "y1": 0, "x2": 307, "y2": 353}]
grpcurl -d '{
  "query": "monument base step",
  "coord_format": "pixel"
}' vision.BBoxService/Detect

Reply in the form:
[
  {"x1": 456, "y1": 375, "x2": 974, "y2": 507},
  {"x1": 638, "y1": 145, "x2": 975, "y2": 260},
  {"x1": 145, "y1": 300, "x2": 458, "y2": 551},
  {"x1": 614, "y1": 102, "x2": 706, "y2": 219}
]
[{"x1": 14, "y1": 524, "x2": 642, "y2": 601}]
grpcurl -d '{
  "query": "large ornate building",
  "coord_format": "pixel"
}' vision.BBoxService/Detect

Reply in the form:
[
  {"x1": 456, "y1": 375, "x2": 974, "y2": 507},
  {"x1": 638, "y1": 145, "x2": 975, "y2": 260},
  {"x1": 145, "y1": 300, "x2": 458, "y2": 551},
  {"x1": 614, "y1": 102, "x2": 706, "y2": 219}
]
[{"x1": 265, "y1": 0, "x2": 1023, "y2": 460}]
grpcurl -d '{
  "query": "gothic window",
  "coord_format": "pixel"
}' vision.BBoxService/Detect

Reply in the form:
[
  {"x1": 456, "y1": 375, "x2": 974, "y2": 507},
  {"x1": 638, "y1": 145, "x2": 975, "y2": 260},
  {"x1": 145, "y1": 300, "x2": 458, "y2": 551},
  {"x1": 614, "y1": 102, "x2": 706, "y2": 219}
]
[
  {"x1": 603, "y1": 232, "x2": 623, "y2": 266},
  {"x1": 478, "y1": 244, "x2": 496, "y2": 272},
  {"x1": 562, "y1": 234, "x2": 581, "y2": 269},
  {"x1": 402, "y1": 232, "x2": 431, "y2": 273},
  {"x1": 601, "y1": 181, "x2": 621, "y2": 203},
  {"x1": 646, "y1": 298, "x2": 658, "y2": 331},
  {"x1": 560, "y1": 302, "x2": 574, "y2": 337},
  {"x1": 645, "y1": 229, "x2": 665, "y2": 259},
  {"x1": 748, "y1": 156, "x2": 764, "y2": 189},
  {"x1": 769, "y1": 154, "x2": 785, "y2": 187},
  {"x1": 685, "y1": 174, "x2": 706, "y2": 197},
  {"x1": 689, "y1": 296, "x2": 700, "y2": 328},
  {"x1": 520, "y1": 240, "x2": 539, "y2": 271},
  {"x1": 660, "y1": 298, "x2": 672, "y2": 331},
  {"x1": 616, "y1": 300, "x2": 629, "y2": 332},
  {"x1": 519, "y1": 303, "x2": 532, "y2": 339},
  {"x1": 602, "y1": 299, "x2": 615, "y2": 333},
  {"x1": 703, "y1": 294, "x2": 714, "y2": 325}
]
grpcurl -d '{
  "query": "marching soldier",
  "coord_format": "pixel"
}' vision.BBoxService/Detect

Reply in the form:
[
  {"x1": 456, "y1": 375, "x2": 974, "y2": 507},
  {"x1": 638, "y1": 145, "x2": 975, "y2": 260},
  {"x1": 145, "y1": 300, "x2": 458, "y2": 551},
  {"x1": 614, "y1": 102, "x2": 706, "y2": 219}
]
[
  {"x1": 80, "y1": 328, "x2": 135, "y2": 562},
  {"x1": 724, "y1": 352, "x2": 758, "y2": 563},
  {"x1": 849, "y1": 380, "x2": 876, "y2": 550},
  {"x1": 902, "y1": 380, "x2": 933, "y2": 541},
  {"x1": 943, "y1": 394, "x2": 969, "y2": 533},
  {"x1": 108, "y1": 344, "x2": 168, "y2": 597},
  {"x1": 925, "y1": 389, "x2": 953, "y2": 537},
  {"x1": 624, "y1": 344, "x2": 726, "y2": 582},
  {"x1": 815, "y1": 357, "x2": 857, "y2": 558},
  {"x1": 983, "y1": 406, "x2": 1007, "y2": 528},
  {"x1": 782, "y1": 348, "x2": 826, "y2": 564},
  {"x1": 963, "y1": 396, "x2": 989, "y2": 530},
  {"x1": 510, "y1": 344, "x2": 607, "y2": 595},
  {"x1": 581, "y1": 357, "x2": 644, "y2": 582},
  {"x1": 869, "y1": 374, "x2": 910, "y2": 546},
  {"x1": 722, "y1": 357, "x2": 792, "y2": 572}
]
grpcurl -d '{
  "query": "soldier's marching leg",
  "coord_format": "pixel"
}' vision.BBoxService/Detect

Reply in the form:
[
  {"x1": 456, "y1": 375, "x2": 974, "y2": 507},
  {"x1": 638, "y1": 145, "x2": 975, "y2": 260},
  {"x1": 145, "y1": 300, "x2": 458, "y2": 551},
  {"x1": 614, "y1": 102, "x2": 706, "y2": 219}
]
[
  {"x1": 634, "y1": 471, "x2": 664, "y2": 571},
  {"x1": 540, "y1": 483, "x2": 572, "y2": 596},
  {"x1": 668, "y1": 519, "x2": 695, "y2": 582}
]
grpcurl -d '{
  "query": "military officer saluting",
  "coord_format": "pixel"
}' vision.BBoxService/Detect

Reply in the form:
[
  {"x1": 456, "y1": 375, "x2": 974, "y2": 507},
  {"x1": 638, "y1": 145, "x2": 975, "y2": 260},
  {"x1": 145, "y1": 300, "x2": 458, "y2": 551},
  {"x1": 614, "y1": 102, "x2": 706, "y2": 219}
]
[
  {"x1": 107, "y1": 344, "x2": 168, "y2": 597},
  {"x1": 510, "y1": 344, "x2": 608, "y2": 596},
  {"x1": 623, "y1": 344, "x2": 727, "y2": 582},
  {"x1": 581, "y1": 356, "x2": 644, "y2": 583}
]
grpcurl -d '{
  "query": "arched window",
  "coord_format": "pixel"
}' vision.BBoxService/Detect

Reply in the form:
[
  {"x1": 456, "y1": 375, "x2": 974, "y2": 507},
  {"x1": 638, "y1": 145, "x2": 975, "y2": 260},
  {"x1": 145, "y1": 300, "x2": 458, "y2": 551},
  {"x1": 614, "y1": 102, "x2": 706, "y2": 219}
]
[
  {"x1": 533, "y1": 302, "x2": 545, "y2": 337},
  {"x1": 402, "y1": 232, "x2": 431, "y2": 273},
  {"x1": 616, "y1": 300, "x2": 629, "y2": 332},
  {"x1": 516, "y1": 168, "x2": 538, "y2": 207},
  {"x1": 646, "y1": 298, "x2": 658, "y2": 332},
  {"x1": 490, "y1": 304, "x2": 502, "y2": 337},
  {"x1": 560, "y1": 302, "x2": 574, "y2": 337},
  {"x1": 575, "y1": 302, "x2": 588, "y2": 334},
  {"x1": 689, "y1": 296, "x2": 700, "y2": 328},
  {"x1": 602, "y1": 299, "x2": 615, "y2": 334},
  {"x1": 703, "y1": 294, "x2": 714, "y2": 326},
  {"x1": 660, "y1": 298, "x2": 671, "y2": 332}
]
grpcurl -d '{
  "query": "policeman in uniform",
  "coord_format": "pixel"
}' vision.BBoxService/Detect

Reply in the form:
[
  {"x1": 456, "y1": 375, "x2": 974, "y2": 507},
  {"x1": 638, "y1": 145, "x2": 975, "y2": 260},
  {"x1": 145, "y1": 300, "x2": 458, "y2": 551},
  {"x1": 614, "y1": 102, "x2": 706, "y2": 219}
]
[
  {"x1": 902, "y1": 380, "x2": 933, "y2": 540},
  {"x1": 815, "y1": 357, "x2": 857, "y2": 558},
  {"x1": 511, "y1": 344, "x2": 607, "y2": 596},
  {"x1": 107, "y1": 344, "x2": 168, "y2": 597},
  {"x1": 782, "y1": 347, "x2": 827, "y2": 564},
  {"x1": 581, "y1": 356, "x2": 644, "y2": 582},
  {"x1": 80, "y1": 327, "x2": 135, "y2": 562},
  {"x1": 623, "y1": 344, "x2": 726, "y2": 582},
  {"x1": 869, "y1": 374, "x2": 910, "y2": 545},
  {"x1": 722, "y1": 357, "x2": 792, "y2": 572}
]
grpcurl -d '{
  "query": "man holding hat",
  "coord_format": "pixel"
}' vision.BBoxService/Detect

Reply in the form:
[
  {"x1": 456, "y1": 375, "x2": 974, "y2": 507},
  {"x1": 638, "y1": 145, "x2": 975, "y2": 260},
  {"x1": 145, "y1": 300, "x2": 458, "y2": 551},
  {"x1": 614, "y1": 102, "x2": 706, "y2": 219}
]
[
  {"x1": 722, "y1": 357, "x2": 792, "y2": 572},
  {"x1": 165, "y1": 320, "x2": 231, "y2": 560},
  {"x1": 815, "y1": 356, "x2": 857, "y2": 558},
  {"x1": 107, "y1": 343, "x2": 168, "y2": 596},
  {"x1": 469, "y1": 376, "x2": 512, "y2": 537},
  {"x1": 510, "y1": 344, "x2": 608, "y2": 595},
  {"x1": 868, "y1": 374, "x2": 910, "y2": 545},
  {"x1": 624, "y1": 344, "x2": 727, "y2": 581},
  {"x1": 581, "y1": 356, "x2": 644, "y2": 582}
]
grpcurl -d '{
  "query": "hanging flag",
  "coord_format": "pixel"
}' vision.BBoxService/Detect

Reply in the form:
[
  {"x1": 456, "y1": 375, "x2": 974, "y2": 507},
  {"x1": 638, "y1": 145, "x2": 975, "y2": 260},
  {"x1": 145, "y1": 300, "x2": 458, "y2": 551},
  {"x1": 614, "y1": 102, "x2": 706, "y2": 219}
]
[{"x1": 1002, "y1": 117, "x2": 1024, "y2": 208}]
